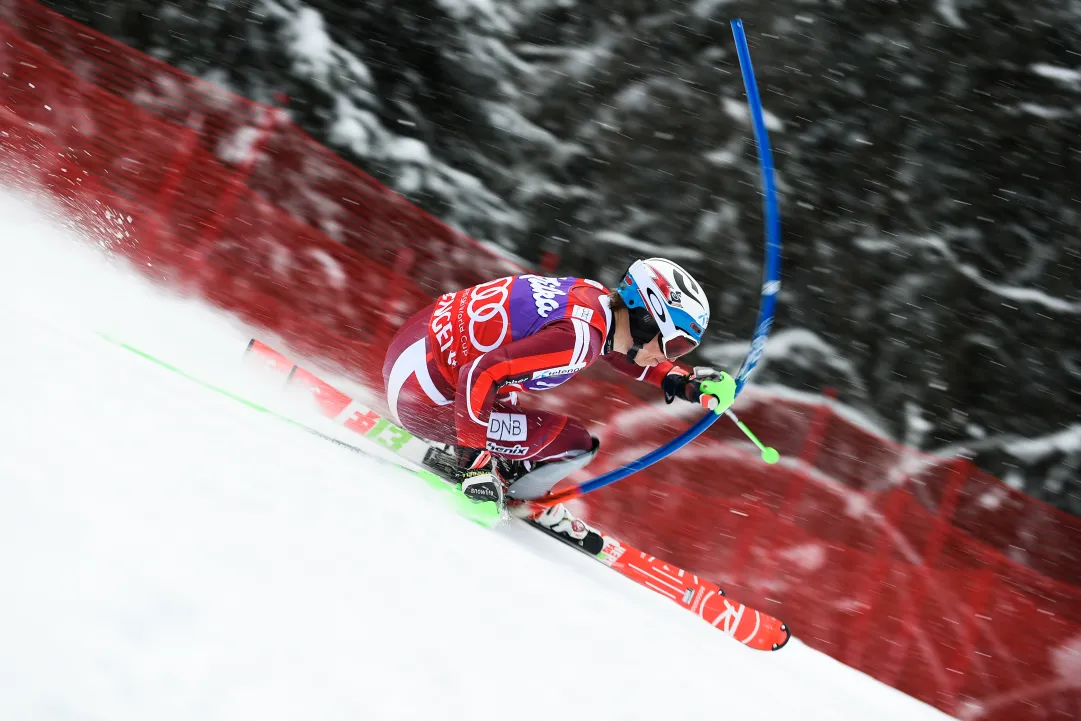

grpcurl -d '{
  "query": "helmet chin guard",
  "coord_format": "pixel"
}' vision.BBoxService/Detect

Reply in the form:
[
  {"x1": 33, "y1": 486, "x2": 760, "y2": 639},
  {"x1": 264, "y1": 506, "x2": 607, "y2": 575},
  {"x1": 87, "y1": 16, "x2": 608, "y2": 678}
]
[{"x1": 627, "y1": 305, "x2": 658, "y2": 346}]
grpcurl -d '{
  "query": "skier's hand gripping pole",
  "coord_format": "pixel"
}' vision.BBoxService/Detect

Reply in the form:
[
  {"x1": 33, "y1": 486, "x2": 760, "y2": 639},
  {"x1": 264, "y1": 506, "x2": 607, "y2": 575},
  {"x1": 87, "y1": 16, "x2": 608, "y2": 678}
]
[
  {"x1": 694, "y1": 370, "x2": 736, "y2": 414},
  {"x1": 665, "y1": 369, "x2": 779, "y2": 464},
  {"x1": 663, "y1": 367, "x2": 736, "y2": 412}
]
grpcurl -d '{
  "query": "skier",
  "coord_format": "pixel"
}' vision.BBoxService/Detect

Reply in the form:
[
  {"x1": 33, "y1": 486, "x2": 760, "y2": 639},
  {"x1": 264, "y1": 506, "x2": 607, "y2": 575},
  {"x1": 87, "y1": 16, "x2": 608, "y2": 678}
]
[{"x1": 381, "y1": 258, "x2": 735, "y2": 545}]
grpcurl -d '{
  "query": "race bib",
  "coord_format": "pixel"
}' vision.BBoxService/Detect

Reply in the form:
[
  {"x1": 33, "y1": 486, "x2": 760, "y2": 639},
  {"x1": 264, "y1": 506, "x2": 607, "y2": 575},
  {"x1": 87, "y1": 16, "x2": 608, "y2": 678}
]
[{"x1": 487, "y1": 412, "x2": 527, "y2": 441}]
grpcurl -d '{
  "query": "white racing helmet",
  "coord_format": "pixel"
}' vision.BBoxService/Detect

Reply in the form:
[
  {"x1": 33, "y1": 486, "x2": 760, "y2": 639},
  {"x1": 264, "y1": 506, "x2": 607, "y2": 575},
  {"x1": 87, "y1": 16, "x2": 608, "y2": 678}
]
[{"x1": 616, "y1": 258, "x2": 710, "y2": 359}]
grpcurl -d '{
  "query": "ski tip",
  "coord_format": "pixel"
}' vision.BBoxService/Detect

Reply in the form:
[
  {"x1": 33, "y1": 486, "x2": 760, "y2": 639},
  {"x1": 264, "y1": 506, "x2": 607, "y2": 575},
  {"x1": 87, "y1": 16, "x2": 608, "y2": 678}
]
[{"x1": 770, "y1": 623, "x2": 792, "y2": 651}]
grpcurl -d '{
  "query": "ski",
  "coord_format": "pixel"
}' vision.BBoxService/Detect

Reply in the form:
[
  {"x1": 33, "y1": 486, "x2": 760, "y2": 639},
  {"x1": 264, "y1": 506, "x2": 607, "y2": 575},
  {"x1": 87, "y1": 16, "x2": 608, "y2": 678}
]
[{"x1": 244, "y1": 339, "x2": 790, "y2": 652}]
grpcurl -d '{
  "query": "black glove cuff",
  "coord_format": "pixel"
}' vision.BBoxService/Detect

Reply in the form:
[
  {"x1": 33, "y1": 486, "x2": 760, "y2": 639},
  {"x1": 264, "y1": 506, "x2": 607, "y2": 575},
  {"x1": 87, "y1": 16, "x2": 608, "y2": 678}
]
[{"x1": 661, "y1": 373, "x2": 687, "y2": 405}]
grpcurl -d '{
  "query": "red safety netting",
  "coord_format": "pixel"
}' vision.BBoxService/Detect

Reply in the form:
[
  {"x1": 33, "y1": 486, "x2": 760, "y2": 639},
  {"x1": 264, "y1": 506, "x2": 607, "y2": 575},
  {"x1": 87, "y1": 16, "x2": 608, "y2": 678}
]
[{"x1": 1, "y1": 2, "x2": 1079, "y2": 718}]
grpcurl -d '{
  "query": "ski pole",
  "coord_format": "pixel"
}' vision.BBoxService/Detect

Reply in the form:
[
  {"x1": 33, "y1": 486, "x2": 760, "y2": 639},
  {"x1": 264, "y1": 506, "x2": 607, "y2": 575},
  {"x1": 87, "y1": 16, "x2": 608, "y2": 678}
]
[
  {"x1": 724, "y1": 409, "x2": 780, "y2": 464},
  {"x1": 696, "y1": 375, "x2": 778, "y2": 465}
]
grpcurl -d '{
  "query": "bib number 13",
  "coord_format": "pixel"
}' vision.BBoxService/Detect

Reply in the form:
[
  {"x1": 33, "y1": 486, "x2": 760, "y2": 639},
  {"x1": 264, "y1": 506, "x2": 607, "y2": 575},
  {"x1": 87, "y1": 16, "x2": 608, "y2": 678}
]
[
  {"x1": 339, "y1": 408, "x2": 416, "y2": 453},
  {"x1": 368, "y1": 418, "x2": 413, "y2": 452}
]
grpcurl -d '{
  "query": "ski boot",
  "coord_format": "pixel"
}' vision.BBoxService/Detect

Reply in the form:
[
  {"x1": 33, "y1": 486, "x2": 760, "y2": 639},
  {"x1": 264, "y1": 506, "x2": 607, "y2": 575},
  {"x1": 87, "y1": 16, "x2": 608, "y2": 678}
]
[
  {"x1": 531, "y1": 503, "x2": 604, "y2": 555},
  {"x1": 495, "y1": 441, "x2": 604, "y2": 554},
  {"x1": 456, "y1": 449, "x2": 506, "y2": 506},
  {"x1": 493, "y1": 456, "x2": 536, "y2": 485}
]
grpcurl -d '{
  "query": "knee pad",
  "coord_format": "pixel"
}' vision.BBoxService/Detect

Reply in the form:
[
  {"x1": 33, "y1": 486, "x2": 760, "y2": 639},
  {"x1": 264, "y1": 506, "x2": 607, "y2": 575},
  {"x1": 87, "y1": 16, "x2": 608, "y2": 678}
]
[{"x1": 506, "y1": 437, "x2": 600, "y2": 502}]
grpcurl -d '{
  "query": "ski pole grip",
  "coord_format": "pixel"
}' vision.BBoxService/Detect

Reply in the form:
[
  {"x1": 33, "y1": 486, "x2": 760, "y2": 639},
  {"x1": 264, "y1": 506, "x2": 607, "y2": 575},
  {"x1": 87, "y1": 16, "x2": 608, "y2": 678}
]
[{"x1": 698, "y1": 374, "x2": 737, "y2": 416}]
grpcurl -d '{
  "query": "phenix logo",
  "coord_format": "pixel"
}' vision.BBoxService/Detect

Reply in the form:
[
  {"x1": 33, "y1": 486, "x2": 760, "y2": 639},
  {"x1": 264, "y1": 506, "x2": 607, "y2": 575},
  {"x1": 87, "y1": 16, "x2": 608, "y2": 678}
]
[{"x1": 485, "y1": 441, "x2": 529, "y2": 456}]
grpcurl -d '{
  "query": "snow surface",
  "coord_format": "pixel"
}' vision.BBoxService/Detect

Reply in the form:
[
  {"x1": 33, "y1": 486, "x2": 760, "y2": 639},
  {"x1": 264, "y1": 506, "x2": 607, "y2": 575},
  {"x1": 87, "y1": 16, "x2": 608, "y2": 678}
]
[{"x1": 0, "y1": 191, "x2": 955, "y2": 721}]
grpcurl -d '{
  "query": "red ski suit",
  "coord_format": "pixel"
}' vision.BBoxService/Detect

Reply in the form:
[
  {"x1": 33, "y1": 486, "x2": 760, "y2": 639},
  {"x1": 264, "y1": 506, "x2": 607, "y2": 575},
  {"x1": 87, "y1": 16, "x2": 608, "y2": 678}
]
[{"x1": 382, "y1": 274, "x2": 685, "y2": 463}]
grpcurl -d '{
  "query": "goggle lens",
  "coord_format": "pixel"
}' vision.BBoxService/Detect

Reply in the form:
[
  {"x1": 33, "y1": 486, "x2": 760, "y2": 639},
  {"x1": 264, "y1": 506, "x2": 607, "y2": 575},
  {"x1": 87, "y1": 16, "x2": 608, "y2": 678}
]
[{"x1": 661, "y1": 333, "x2": 698, "y2": 359}]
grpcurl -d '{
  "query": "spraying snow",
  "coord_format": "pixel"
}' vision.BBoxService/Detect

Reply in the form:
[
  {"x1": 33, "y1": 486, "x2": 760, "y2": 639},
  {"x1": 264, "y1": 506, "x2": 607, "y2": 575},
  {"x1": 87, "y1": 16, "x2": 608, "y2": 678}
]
[{"x1": 0, "y1": 191, "x2": 954, "y2": 720}]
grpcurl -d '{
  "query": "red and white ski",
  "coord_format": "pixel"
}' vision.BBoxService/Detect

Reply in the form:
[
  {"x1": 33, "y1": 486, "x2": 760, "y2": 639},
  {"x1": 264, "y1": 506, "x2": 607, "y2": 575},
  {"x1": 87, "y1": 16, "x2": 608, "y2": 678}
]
[
  {"x1": 595, "y1": 537, "x2": 789, "y2": 650},
  {"x1": 245, "y1": 339, "x2": 790, "y2": 652}
]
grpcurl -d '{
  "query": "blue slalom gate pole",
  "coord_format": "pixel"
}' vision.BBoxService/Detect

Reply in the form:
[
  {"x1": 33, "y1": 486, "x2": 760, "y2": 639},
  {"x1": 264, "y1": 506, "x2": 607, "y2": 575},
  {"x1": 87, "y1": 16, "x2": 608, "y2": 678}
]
[{"x1": 568, "y1": 19, "x2": 783, "y2": 499}]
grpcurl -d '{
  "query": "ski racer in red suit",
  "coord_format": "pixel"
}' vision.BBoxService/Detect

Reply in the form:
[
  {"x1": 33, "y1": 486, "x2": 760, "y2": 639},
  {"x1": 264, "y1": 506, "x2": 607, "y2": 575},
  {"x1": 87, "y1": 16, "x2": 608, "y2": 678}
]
[{"x1": 382, "y1": 258, "x2": 734, "y2": 545}]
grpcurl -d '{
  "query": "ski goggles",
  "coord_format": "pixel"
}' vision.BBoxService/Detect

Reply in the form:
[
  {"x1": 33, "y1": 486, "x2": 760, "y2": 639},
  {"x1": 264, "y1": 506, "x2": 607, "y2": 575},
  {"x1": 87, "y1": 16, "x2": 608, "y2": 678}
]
[
  {"x1": 627, "y1": 306, "x2": 700, "y2": 359},
  {"x1": 659, "y1": 329, "x2": 700, "y2": 360}
]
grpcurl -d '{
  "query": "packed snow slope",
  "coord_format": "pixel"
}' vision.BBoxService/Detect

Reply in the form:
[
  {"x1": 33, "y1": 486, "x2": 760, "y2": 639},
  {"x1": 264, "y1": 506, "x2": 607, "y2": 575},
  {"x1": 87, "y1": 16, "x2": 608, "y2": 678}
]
[{"x1": 0, "y1": 191, "x2": 955, "y2": 721}]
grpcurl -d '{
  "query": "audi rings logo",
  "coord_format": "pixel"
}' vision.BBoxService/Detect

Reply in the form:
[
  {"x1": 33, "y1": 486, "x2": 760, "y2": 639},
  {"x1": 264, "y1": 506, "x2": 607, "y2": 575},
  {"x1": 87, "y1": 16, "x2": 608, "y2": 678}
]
[{"x1": 467, "y1": 277, "x2": 514, "y2": 352}]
